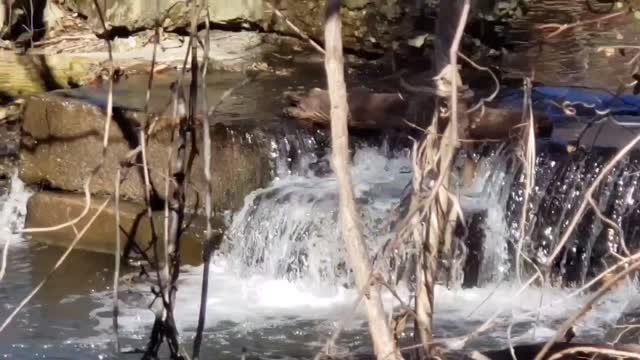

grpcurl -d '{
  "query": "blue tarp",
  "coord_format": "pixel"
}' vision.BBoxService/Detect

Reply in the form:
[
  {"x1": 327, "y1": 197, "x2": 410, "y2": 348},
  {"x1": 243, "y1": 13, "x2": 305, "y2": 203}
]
[{"x1": 494, "y1": 85, "x2": 640, "y2": 123}]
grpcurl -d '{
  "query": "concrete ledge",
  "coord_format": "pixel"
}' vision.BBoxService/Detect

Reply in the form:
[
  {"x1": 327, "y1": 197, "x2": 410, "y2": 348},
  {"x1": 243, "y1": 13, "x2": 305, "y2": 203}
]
[{"x1": 25, "y1": 191, "x2": 215, "y2": 266}]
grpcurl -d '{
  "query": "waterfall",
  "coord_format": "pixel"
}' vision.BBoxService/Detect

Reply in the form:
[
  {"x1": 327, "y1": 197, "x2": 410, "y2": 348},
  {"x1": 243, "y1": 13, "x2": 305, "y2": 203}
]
[
  {"x1": 90, "y1": 139, "x2": 639, "y2": 354},
  {"x1": 507, "y1": 144, "x2": 640, "y2": 285},
  {"x1": 224, "y1": 146, "x2": 412, "y2": 286},
  {"x1": 0, "y1": 172, "x2": 31, "y2": 247},
  {"x1": 226, "y1": 138, "x2": 640, "y2": 287}
]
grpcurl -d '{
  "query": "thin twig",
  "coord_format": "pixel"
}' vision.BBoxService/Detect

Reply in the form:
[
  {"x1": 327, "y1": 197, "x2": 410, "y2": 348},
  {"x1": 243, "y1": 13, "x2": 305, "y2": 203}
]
[
  {"x1": 515, "y1": 78, "x2": 536, "y2": 283},
  {"x1": 459, "y1": 52, "x2": 500, "y2": 113},
  {"x1": 193, "y1": 1, "x2": 212, "y2": 358},
  {"x1": 537, "y1": 10, "x2": 627, "y2": 39},
  {"x1": 535, "y1": 254, "x2": 640, "y2": 360},
  {"x1": 19, "y1": 178, "x2": 92, "y2": 233},
  {"x1": 545, "y1": 132, "x2": 640, "y2": 270},
  {"x1": 33, "y1": 34, "x2": 96, "y2": 47},
  {"x1": 91, "y1": 0, "x2": 115, "y2": 160},
  {"x1": 547, "y1": 346, "x2": 640, "y2": 360},
  {"x1": 112, "y1": 169, "x2": 121, "y2": 353},
  {"x1": 265, "y1": 1, "x2": 325, "y2": 54}
]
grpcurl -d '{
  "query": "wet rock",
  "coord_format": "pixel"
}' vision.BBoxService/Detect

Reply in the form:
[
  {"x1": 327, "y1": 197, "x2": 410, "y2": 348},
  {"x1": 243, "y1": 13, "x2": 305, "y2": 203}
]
[
  {"x1": 461, "y1": 210, "x2": 486, "y2": 288},
  {"x1": 24, "y1": 191, "x2": 210, "y2": 265},
  {"x1": 18, "y1": 81, "x2": 274, "y2": 213},
  {"x1": 269, "y1": 0, "x2": 409, "y2": 54}
]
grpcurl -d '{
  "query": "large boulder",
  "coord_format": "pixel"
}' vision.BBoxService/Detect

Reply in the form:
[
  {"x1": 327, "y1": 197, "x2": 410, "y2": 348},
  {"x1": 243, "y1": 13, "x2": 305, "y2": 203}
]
[
  {"x1": 18, "y1": 73, "x2": 279, "y2": 214},
  {"x1": 63, "y1": 0, "x2": 529, "y2": 54},
  {"x1": 66, "y1": 0, "x2": 264, "y2": 32}
]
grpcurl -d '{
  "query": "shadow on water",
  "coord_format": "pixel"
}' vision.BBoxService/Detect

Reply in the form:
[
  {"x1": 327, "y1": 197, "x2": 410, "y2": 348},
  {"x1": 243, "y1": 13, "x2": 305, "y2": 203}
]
[{"x1": 0, "y1": 243, "x2": 115, "y2": 359}]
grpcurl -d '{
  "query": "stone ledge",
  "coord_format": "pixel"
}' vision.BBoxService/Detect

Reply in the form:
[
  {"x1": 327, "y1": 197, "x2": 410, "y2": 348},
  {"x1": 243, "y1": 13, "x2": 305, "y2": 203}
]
[
  {"x1": 18, "y1": 82, "x2": 275, "y2": 212},
  {"x1": 24, "y1": 191, "x2": 216, "y2": 265}
]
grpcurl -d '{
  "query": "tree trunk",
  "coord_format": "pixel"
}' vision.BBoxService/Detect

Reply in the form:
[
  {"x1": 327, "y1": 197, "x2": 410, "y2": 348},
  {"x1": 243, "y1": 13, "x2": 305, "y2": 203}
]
[{"x1": 323, "y1": 1, "x2": 401, "y2": 359}]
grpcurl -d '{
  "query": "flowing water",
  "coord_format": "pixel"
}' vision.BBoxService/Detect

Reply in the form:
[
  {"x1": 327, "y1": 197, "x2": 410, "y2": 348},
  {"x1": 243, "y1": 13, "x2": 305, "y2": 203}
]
[
  {"x1": 4, "y1": 1, "x2": 640, "y2": 357},
  {"x1": 1, "y1": 138, "x2": 639, "y2": 358}
]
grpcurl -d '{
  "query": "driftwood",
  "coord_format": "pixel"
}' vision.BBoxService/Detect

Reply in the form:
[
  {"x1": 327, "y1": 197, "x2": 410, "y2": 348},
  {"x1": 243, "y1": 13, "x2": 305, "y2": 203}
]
[{"x1": 284, "y1": 87, "x2": 553, "y2": 141}]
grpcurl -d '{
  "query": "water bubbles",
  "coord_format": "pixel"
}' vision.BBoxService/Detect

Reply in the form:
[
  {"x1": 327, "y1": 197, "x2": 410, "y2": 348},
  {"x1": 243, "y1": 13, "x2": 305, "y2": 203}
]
[{"x1": 225, "y1": 146, "x2": 411, "y2": 286}]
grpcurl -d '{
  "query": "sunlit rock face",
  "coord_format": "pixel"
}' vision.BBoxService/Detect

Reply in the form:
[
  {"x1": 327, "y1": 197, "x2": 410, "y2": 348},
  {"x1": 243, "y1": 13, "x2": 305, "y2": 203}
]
[
  {"x1": 61, "y1": 0, "x2": 530, "y2": 54},
  {"x1": 65, "y1": 0, "x2": 263, "y2": 32}
]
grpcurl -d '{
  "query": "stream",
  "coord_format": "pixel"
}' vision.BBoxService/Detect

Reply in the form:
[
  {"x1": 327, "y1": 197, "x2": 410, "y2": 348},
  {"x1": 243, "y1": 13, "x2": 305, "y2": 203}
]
[
  {"x1": 2, "y1": 0, "x2": 640, "y2": 358},
  {"x1": 1, "y1": 138, "x2": 639, "y2": 358}
]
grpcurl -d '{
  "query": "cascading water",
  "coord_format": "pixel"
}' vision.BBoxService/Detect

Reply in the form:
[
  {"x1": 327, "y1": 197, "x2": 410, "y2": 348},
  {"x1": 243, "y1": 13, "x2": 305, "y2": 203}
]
[
  {"x1": 0, "y1": 172, "x2": 31, "y2": 247},
  {"x1": 224, "y1": 145, "x2": 412, "y2": 286},
  {"x1": 504, "y1": 143, "x2": 640, "y2": 285},
  {"x1": 85, "y1": 135, "x2": 639, "y2": 357}
]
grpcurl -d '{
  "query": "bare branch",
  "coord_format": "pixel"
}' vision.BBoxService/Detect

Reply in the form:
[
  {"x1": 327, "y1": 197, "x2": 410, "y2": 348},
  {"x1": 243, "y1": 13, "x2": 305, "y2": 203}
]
[
  {"x1": 112, "y1": 169, "x2": 121, "y2": 353},
  {"x1": 265, "y1": 1, "x2": 325, "y2": 54},
  {"x1": 545, "y1": 131, "x2": 640, "y2": 270},
  {"x1": 536, "y1": 252, "x2": 640, "y2": 360},
  {"x1": 538, "y1": 10, "x2": 627, "y2": 39},
  {"x1": 323, "y1": 1, "x2": 400, "y2": 358}
]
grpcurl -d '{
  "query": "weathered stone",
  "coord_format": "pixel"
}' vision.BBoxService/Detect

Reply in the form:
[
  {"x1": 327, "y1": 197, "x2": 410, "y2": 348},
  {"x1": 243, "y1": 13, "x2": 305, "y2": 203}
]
[
  {"x1": 61, "y1": 0, "x2": 415, "y2": 54},
  {"x1": 0, "y1": 51, "x2": 96, "y2": 98},
  {"x1": 66, "y1": 0, "x2": 263, "y2": 33},
  {"x1": 269, "y1": 0, "x2": 407, "y2": 53},
  {"x1": 461, "y1": 210, "x2": 486, "y2": 288},
  {"x1": 18, "y1": 77, "x2": 274, "y2": 213},
  {"x1": 24, "y1": 191, "x2": 210, "y2": 265}
]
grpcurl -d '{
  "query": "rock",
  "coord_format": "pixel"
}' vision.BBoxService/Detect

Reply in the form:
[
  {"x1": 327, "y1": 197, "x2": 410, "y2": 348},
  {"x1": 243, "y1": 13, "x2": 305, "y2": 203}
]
[
  {"x1": 460, "y1": 210, "x2": 486, "y2": 288},
  {"x1": 24, "y1": 191, "x2": 212, "y2": 265},
  {"x1": 269, "y1": 0, "x2": 408, "y2": 54},
  {"x1": 18, "y1": 76, "x2": 275, "y2": 213},
  {"x1": 66, "y1": 0, "x2": 263, "y2": 34},
  {"x1": 1, "y1": 0, "x2": 45, "y2": 40},
  {"x1": 0, "y1": 51, "x2": 96, "y2": 99}
]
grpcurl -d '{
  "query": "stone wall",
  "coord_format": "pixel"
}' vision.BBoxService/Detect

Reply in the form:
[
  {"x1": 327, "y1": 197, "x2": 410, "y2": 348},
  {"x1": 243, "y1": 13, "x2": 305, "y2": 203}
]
[{"x1": 19, "y1": 88, "x2": 273, "y2": 213}]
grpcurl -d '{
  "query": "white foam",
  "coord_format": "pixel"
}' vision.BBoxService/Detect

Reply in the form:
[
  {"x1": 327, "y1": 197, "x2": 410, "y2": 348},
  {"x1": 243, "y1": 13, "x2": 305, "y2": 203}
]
[
  {"x1": 223, "y1": 146, "x2": 411, "y2": 285},
  {"x1": 91, "y1": 265, "x2": 638, "y2": 351},
  {"x1": 433, "y1": 280, "x2": 637, "y2": 341},
  {"x1": 0, "y1": 173, "x2": 31, "y2": 247},
  {"x1": 85, "y1": 146, "x2": 639, "y2": 351}
]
